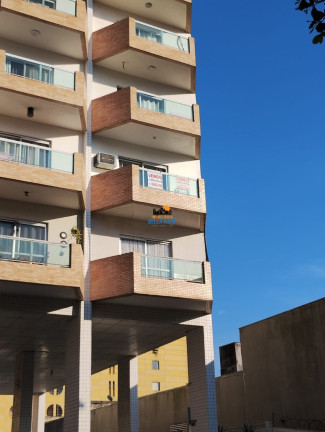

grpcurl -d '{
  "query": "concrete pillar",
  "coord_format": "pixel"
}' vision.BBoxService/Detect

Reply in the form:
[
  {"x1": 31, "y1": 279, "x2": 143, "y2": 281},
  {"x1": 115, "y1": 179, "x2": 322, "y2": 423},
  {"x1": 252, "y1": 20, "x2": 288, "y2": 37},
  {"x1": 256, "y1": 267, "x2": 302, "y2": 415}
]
[
  {"x1": 63, "y1": 301, "x2": 92, "y2": 432},
  {"x1": 31, "y1": 393, "x2": 45, "y2": 432},
  {"x1": 186, "y1": 315, "x2": 218, "y2": 432},
  {"x1": 12, "y1": 351, "x2": 35, "y2": 432},
  {"x1": 118, "y1": 356, "x2": 139, "y2": 432}
]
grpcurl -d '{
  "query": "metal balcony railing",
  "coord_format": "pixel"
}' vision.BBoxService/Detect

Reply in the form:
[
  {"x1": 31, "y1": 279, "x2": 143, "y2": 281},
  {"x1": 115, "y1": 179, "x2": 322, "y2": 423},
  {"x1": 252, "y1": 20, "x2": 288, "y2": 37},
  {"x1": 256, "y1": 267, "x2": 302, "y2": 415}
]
[
  {"x1": 139, "y1": 168, "x2": 199, "y2": 197},
  {"x1": 5, "y1": 55, "x2": 75, "y2": 90},
  {"x1": 0, "y1": 235, "x2": 70, "y2": 267},
  {"x1": 137, "y1": 91, "x2": 193, "y2": 120},
  {"x1": 141, "y1": 255, "x2": 204, "y2": 283},
  {"x1": 135, "y1": 21, "x2": 190, "y2": 52},
  {"x1": 0, "y1": 138, "x2": 74, "y2": 173},
  {"x1": 28, "y1": 0, "x2": 76, "y2": 16}
]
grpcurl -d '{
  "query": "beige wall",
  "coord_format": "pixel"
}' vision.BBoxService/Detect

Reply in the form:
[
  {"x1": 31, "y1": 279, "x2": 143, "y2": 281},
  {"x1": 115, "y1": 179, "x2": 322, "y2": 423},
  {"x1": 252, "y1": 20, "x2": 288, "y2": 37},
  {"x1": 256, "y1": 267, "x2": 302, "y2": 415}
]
[
  {"x1": 216, "y1": 298, "x2": 325, "y2": 427},
  {"x1": 91, "y1": 386, "x2": 188, "y2": 432},
  {"x1": 216, "y1": 372, "x2": 247, "y2": 427},
  {"x1": 91, "y1": 214, "x2": 206, "y2": 261},
  {"x1": 240, "y1": 298, "x2": 325, "y2": 425}
]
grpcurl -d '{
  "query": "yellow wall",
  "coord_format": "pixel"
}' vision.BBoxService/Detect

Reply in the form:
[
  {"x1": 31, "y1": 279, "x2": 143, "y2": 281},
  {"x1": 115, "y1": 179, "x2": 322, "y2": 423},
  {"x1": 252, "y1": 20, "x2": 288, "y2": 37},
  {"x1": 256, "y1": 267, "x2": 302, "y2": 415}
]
[
  {"x1": 0, "y1": 337, "x2": 188, "y2": 429},
  {"x1": 0, "y1": 395, "x2": 13, "y2": 432}
]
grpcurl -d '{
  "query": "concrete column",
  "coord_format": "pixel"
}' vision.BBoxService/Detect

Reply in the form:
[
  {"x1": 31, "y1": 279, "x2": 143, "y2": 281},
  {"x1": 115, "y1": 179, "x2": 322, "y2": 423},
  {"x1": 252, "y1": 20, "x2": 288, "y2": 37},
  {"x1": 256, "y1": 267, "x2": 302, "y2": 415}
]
[
  {"x1": 118, "y1": 356, "x2": 139, "y2": 432},
  {"x1": 63, "y1": 301, "x2": 92, "y2": 432},
  {"x1": 12, "y1": 351, "x2": 35, "y2": 432},
  {"x1": 186, "y1": 315, "x2": 218, "y2": 432},
  {"x1": 31, "y1": 393, "x2": 45, "y2": 432}
]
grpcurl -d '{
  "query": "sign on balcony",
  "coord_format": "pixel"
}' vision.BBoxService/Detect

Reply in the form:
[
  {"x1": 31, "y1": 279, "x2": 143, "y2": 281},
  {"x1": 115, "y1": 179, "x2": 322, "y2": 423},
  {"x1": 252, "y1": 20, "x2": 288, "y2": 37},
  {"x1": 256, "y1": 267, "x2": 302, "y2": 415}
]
[{"x1": 147, "y1": 171, "x2": 163, "y2": 190}]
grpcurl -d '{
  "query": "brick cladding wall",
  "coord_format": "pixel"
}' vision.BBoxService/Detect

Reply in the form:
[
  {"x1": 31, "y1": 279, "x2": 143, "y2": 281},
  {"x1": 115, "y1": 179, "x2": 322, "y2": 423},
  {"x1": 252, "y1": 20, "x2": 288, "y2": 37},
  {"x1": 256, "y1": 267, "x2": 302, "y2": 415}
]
[
  {"x1": 90, "y1": 252, "x2": 212, "y2": 304},
  {"x1": 93, "y1": 18, "x2": 130, "y2": 62}
]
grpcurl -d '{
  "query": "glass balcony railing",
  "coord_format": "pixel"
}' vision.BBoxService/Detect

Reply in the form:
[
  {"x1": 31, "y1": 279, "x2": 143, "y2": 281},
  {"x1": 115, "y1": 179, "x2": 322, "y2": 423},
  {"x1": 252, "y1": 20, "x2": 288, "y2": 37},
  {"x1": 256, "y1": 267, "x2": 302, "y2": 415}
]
[
  {"x1": 0, "y1": 235, "x2": 70, "y2": 267},
  {"x1": 139, "y1": 168, "x2": 199, "y2": 197},
  {"x1": 0, "y1": 138, "x2": 74, "y2": 173},
  {"x1": 135, "y1": 21, "x2": 190, "y2": 53},
  {"x1": 141, "y1": 255, "x2": 204, "y2": 283},
  {"x1": 28, "y1": 0, "x2": 76, "y2": 16},
  {"x1": 137, "y1": 92, "x2": 193, "y2": 120},
  {"x1": 5, "y1": 55, "x2": 75, "y2": 90}
]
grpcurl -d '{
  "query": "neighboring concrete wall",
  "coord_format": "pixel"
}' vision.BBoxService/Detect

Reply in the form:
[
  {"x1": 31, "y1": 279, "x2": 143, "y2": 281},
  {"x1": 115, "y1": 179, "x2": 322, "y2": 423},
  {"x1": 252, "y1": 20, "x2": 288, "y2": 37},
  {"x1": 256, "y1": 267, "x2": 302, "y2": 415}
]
[
  {"x1": 216, "y1": 371, "x2": 246, "y2": 427},
  {"x1": 45, "y1": 418, "x2": 63, "y2": 432},
  {"x1": 240, "y1": 298, "x2": 325, "y2": 425},
  {"x1": 90, "y1": 387, "x2": 188, "y2": 432}
]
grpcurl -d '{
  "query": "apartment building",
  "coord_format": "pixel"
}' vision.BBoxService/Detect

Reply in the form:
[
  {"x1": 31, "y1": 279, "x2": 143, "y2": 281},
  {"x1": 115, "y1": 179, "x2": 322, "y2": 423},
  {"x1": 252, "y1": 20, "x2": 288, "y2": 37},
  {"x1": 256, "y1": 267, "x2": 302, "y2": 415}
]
[{"x1": 0, "y1": 0, "x2": 217, "y2": 431}]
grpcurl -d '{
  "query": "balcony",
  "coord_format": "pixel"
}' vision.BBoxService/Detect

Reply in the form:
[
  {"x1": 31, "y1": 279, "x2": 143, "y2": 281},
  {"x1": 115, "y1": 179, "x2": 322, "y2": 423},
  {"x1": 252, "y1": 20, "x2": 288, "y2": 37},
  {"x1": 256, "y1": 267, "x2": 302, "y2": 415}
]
[
  {"x1": 92, "y1": 87, "x2": 200, "y2": 159},
  {"x1": 94, "y1": 0, "x2": 191, "y2": 32},
  {"x1": 0, "y1": 0, "x2": 87, "y2": 59},
  {"x1": 0, "y1": 51, "x2": 86, "y2": 131},
  {"x1": 93, "y1": 18, "x2": 195, "y2": 91},
  {"x1": 0, "y1": 138, "x2": 85, "y2": 210},
  {"x1": 91, "y1": 164, "x2": 206, "y2": 231},
  {"x1": 91, "y1": 252, "x2": 212, "y2": 312},
  {"x1": 0, "y1": 240, "x2": 84, "y2": 299}
]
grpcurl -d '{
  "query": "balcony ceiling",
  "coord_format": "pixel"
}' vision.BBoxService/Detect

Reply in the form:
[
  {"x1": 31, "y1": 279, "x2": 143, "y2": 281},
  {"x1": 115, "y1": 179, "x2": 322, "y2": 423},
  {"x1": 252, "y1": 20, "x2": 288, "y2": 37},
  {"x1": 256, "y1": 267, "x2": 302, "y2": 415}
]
[
  {"x1": 95, "y1": 202, "x2": 203, "y2": 231},
  {"x1": 0, "y1": 89, "x2": 83, "y2": 132},
  {"x1": 96, "y1": 50, "x2": 192, "y2": 91},
  {"x1": 97, "y1": 122, "x2": 196, "y2": 158},
  {"x1": 0, "y1": 11, "x2": 84, "y2": 59},
  {"x1": 95, "y1": 0, "x2": 189, "y2": 32},
  {"x1": 0, "y1": 177, "x2": 81, "y2": 210}
]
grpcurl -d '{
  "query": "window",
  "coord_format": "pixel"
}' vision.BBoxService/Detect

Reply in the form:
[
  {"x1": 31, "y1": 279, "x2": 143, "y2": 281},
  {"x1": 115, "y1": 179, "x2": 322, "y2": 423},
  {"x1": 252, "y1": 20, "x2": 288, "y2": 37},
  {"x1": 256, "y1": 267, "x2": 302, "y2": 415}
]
[
  {"x1": 121, "y1": 237, "x2": 171, "y2": 257},
  {"x1": 152, "y1": 360, "x2": 160, "y2": 370},
  {"x1": 119, "y1": 156, "x2": 167, "y2": 173},
  {"x1": 152, "y1": 382, "x2": 160, "y2": 391},
  {"x1": 56, "y1": 405, "x2": 63, "y2": 417},
  {"x1": 113, "y1": 381, "x2": 116, "y2": 397},
  {"x1": 0, "y1": 219, "x2": 47, "y2": 263},
  {"x1": 47, "y1": 405, "x2": 54, "y2": 417}
]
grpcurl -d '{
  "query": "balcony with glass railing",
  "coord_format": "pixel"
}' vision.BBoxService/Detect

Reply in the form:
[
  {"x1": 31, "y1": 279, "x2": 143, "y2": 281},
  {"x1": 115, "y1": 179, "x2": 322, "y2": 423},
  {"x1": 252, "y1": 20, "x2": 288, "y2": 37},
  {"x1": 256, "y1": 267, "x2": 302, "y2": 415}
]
[
  {"x1": 139, "y1": 168, "x2": 198, "y2": 197},
  {"x1": 0, "y1": 235, "x2": 70, "y2": 267},
  {"x1": 28, "y1": 0, "x2": 76, "y2": 16},
  {"x1": 141, "y1": 255, "x2": 204, "y2": 283},
  {"x1": 135, "y1": 21, "x2": 190, "y2": 52},
  {"x1": 137, "y1": 91, "x2": 193, "y2": 120},
  {"x1": 0, "y1": 138, "x2": 74, "y2": 173},
  {"x1": 5, "y1": 55, "x2": 75, "y2": 90}
]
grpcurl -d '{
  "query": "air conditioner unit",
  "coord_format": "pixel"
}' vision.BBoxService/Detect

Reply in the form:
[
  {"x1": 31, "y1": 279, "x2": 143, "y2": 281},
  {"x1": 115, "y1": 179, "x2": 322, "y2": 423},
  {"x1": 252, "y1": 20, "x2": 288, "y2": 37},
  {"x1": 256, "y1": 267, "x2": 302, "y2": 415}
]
[{"x1": 94, "y1": 153, "x2": 119, "y2": 170}]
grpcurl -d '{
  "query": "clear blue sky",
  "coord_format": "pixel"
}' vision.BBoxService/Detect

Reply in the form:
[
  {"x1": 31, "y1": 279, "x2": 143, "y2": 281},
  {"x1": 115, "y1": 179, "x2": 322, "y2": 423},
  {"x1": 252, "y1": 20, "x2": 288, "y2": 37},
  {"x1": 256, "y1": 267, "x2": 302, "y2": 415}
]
[{"x1": 192, "y1": 1, "x2": 325, "y2": 375}]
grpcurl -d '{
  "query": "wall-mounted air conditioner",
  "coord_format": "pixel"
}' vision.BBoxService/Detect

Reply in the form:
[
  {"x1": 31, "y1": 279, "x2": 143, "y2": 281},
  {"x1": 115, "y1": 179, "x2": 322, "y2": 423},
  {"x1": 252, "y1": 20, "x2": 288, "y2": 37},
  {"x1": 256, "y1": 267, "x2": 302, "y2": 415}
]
[{"x1": 94, "y1": 153, "x2": 119, "y2": 170}]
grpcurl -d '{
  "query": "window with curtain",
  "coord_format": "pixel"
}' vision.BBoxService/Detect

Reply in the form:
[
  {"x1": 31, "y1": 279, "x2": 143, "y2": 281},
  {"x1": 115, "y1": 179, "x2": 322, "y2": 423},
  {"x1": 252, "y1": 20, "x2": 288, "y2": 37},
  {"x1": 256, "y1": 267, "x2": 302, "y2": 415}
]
[
  {"x1": 0, "y1": 219, "x2": 46, "y2": 263},
  {"x1": 121, "y1": 237, "x2": 172, "y2": 278}
]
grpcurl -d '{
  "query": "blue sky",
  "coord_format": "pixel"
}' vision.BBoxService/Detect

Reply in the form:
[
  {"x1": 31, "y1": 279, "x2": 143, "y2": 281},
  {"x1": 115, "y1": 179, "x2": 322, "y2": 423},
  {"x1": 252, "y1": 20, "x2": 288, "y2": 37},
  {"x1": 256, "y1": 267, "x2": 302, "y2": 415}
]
[{"x1": 192, "y1": 1, "x2": 325, "y2": 375}]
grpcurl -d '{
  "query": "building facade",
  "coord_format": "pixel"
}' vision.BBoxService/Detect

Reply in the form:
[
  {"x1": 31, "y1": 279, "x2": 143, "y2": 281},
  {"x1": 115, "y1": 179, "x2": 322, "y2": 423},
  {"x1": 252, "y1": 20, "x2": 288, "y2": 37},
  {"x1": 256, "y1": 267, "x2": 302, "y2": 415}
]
[{"x1": 0, "y1": 0, "x2": 217, "y2": 431}]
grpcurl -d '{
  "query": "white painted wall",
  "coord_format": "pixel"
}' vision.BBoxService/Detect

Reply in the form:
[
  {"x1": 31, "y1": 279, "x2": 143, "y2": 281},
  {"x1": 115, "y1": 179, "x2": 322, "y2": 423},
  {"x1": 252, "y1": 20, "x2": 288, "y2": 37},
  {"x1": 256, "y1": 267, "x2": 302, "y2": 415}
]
[
  {"x1": 91, "y1": 136, "x2": 201, "y2": 178},
  {"x1": 93, "y1": 66, "x2": 196, "y2": 105},
  {"x1": 0, "y1": 37, "x2": 83, "y2": 72},
  {"x1": 91, "y1": 215, "x2": 206, "y2": 262},
  {"x1": 0, "y1": 114, "x2": 82, "y2": 153},
  {"x1": 93, "y1": 3, "x2": 190, "y2": 37},
  {"x1": 0, "y1": 198, "x2": 79, "y2": 244}
]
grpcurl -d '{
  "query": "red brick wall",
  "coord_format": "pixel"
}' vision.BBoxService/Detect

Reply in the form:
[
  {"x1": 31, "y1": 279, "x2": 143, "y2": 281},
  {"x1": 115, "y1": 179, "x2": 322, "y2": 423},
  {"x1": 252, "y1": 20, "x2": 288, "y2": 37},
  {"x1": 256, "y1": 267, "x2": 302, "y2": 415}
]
[
  {"x1": 92, "y1": 87, "x2": 131, "y2": 133},
  {"x1": 90, "y1": 253, "x2": 134, "y2": 301},
  {"x1": 93, "y1": 18, "x2": 130, "y2": 62},
  {"x1": 91, "y1": 164, "x2": 133, "y2": 211}
]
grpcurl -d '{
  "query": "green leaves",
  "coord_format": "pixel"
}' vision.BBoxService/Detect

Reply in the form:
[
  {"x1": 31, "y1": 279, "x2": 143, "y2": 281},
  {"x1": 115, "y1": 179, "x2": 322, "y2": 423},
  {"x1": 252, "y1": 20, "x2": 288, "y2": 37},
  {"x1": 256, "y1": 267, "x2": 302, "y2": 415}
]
[{"x1": 295, "y1": 0, "x2": 325, "y2": 44}]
